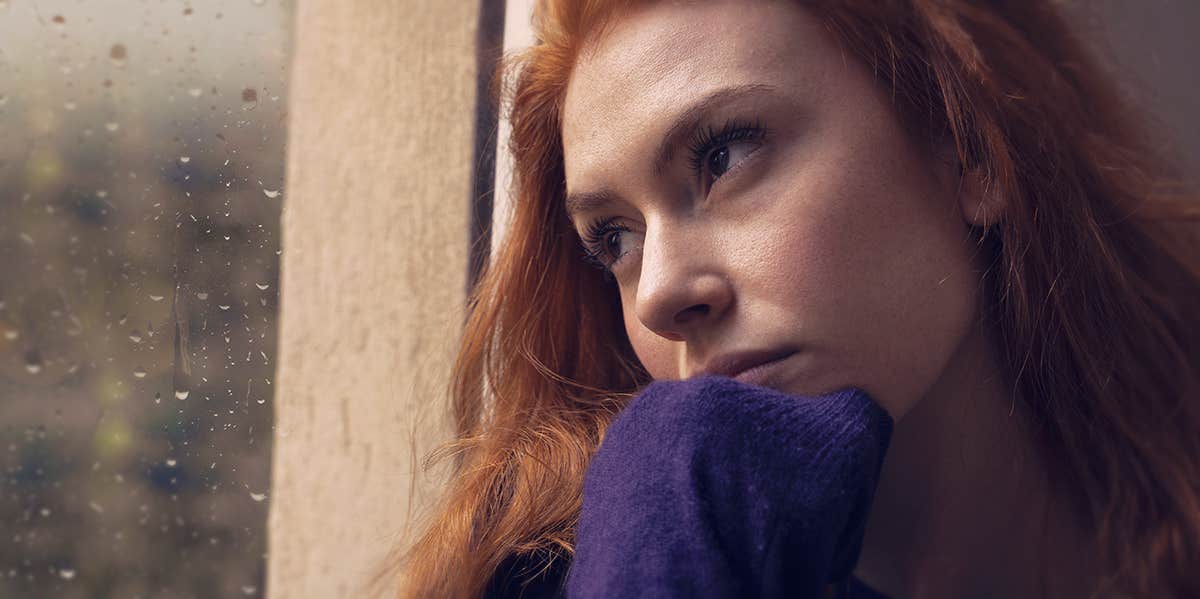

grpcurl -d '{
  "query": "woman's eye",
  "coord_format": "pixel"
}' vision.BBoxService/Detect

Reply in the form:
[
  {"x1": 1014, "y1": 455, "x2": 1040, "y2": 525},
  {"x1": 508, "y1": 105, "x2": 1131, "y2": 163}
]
[
  {"x1": 580, "y1": 218, "x2": 641, "y2": 273},
  {"x1": 687, "y1": 120, "x2": 766, "y2": 186},
  {"x1": 604, "y1": 230, "x2": 630, "y2": 259},
  {"x1": 706, "y1": 141, "x2": 757, "y2": 180}
]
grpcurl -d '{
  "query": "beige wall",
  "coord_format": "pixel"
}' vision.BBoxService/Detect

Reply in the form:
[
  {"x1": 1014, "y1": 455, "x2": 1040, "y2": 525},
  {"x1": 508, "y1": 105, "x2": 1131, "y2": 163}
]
[{"x1": 268, "y1": 2, "x2": 479, "y2": 597}]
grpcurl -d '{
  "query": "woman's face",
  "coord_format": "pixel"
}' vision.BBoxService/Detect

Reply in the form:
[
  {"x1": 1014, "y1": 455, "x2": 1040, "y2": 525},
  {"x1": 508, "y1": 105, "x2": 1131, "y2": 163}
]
[{"x1": 560, "y1": 0, "x2": 990, "y2": 419}]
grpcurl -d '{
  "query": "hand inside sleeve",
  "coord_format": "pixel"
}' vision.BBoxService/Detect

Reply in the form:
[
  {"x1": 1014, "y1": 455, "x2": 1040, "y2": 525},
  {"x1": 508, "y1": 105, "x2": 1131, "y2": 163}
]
[{"x1": 565, "y1": 375, "x2": 894, "y2": 599}]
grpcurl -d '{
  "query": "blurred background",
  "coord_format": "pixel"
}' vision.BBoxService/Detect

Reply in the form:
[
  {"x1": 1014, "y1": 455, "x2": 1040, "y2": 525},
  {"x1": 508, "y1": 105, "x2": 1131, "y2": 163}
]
[{"x1": 0, "y1": 1, "x2": 290, "y2": 597}]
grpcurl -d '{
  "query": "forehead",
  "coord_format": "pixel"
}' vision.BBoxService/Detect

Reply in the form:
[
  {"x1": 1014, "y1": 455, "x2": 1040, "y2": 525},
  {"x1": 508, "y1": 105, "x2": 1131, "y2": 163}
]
[{"x1": 561, "y1": 0, "x2": 829, "y2": 192}]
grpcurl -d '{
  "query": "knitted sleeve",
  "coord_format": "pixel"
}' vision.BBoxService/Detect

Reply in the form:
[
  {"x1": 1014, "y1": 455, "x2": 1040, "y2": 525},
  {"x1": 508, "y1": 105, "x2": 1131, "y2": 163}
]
[{"x1": 563, "y1": 375, "x2": 894, "y2": 598}]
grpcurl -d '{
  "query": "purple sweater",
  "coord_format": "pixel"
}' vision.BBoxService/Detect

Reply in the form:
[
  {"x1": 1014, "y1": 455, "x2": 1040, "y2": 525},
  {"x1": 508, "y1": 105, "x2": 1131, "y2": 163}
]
[{"x1": 485, "y1": 375, "x2": 894, "y2": 599}]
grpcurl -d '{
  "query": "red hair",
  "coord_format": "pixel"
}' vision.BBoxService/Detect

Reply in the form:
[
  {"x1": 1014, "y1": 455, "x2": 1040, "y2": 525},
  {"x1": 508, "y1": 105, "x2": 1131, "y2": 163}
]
[{"x1": 387, "y1": 1, "x2": 1200, "y2": 597}]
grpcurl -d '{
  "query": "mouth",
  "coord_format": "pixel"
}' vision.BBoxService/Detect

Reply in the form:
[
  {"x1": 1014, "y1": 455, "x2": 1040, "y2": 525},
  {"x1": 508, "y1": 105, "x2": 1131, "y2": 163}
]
[{"x1": 695, "y1": 348, "x2": 799, "y2": 385}]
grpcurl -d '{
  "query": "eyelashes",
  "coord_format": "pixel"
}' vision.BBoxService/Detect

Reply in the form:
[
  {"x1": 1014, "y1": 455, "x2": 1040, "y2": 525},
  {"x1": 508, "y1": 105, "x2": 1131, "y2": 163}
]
[
  {"x1": 685, "y1": 117, "x2": 766, "y2": 180},
  {"x1": 580, "y1": 216, "x2": 631, "y2": 273}
]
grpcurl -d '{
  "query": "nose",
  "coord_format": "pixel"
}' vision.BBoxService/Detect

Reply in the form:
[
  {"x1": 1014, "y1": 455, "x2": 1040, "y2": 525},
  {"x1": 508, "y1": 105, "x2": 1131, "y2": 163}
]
[{"x1": 634, "y1": 224, "x2": 733, "y2": 342}]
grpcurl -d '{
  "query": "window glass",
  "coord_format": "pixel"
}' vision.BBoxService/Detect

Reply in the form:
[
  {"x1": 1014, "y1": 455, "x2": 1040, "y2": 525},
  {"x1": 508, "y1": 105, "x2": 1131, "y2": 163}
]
[{"x1": 0, "y1": 1, "x2": 289, "y2": 596}]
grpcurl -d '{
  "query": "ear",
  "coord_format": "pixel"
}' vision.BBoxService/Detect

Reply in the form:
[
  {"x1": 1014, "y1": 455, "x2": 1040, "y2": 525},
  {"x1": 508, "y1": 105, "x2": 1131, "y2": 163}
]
[{"x1": 956, "y1": 165, "x2": 1006, "y2": 228}]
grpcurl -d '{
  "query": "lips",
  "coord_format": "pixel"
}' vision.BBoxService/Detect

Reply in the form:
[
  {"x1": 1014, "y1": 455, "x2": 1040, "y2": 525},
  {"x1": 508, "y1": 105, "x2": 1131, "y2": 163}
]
[{"x1": 695, "y1": 348, "x2": 798, "y2": 380}]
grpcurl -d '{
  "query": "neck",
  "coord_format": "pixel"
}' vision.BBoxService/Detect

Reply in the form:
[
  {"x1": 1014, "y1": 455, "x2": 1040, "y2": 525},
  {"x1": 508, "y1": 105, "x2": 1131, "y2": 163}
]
[{"x1": 853, "y1": 315, "x2": 1100, "y2": 599}]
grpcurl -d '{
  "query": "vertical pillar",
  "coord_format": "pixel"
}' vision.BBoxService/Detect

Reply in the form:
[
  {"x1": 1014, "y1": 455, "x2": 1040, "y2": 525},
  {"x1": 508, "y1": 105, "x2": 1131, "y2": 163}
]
[{"x1": 268, "y1": 2, "x2": 479, "y2": 597}]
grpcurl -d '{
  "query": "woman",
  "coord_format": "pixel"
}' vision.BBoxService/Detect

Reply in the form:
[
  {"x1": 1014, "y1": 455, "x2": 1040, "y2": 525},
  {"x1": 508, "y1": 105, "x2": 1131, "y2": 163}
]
[{"x1": 390, "y1": 1, "x2": 1200, "y2": 597}]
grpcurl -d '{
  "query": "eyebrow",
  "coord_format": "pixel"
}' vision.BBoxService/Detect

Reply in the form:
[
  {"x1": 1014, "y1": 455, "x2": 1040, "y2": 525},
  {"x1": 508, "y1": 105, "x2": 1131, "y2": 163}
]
[{"x1": 563, "y1": 82, "x2": 778, "y2": 220}]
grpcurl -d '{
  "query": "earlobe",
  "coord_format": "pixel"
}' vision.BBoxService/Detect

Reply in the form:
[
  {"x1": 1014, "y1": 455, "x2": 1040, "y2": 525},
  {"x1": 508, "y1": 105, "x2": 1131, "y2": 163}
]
[{"x1": 957, "y1": 166, "x2": 1006, "y2": 228}]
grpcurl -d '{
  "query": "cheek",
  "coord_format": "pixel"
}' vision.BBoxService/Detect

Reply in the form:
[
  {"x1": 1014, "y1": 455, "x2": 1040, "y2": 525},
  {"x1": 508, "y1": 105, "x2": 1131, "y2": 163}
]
[
  {"x1": 621, "y1": 289, "x2": 683, "y2": 380},
  {"x1": 753, "y1": 146, "x2": 979, "y2": 415}
]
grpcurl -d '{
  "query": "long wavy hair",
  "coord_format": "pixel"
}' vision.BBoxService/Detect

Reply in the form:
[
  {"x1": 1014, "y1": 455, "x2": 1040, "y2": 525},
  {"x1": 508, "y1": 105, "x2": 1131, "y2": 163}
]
[{"x1": 385, "y1": 1, "x2": 1200, "y2": 597}]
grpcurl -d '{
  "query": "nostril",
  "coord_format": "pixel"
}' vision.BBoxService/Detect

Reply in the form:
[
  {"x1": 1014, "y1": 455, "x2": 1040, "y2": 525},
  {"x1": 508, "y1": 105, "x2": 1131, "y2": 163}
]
[{"x1": 674, "y1": 304, "x2": 710, "y2": 325}]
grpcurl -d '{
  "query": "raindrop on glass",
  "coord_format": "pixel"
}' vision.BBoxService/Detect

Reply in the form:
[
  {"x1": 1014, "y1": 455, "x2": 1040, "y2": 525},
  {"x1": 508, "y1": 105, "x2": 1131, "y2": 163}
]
[
  {"x1": 187, "y1": 87, "x2": 203, "y2": 98},
  {"x1": 133, "y1": 367, "x2": 147, "y2": 379},
  {"x1": 175, "y1": 389, "x2": 190, "y2": 400},
  {"x1": 262, "y1": 189, "x2": 280, "y2": 199},
  {"x1": 242, "y1": 586, "x2": 258, "y2": 596},
  {"x1": 255, "y1": 282, "x2": 269, "y2": 290},
  {"x1": 129, "y1": 330, "x2": 142, "y2": 343},
  {"x1": 3, "y1": 330, "x2": 17, "y2": 341},
  {"x1": 250, "y1": 492, "x2": 267, "y2": 502},
  {"x1": 109, "y1": 43, "x2": 127, "y2": 66},
  {"x1": 59, "y1": 569, "x2": 76, "y2": 580},
  {"x1": 105, "y1": 122, "x2": 120, "y2": 132},
  {"x1": 166, "y1": 458, "x2": 177, "y2": 467},
  {"x1": 149, "y1": 294, "x2": 165, "y2": 302},
  {"x1": 218, "y1": 304, "x2": 231, "y2": 311},
  {"x1": 196, "y1": 291, "x2": 209, "y2": 300},
  {"x1": 179, "y1": 156, "x2": 191, "y2": 164}
]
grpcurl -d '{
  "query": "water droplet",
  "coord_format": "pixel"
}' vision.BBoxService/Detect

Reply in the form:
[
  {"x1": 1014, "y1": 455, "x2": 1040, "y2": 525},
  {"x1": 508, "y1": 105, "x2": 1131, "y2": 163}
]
[
  {"x1": 242, "y1": 87, "x2": 258, "y2": 103},
  {"x1": 59, "y1": 568, "x2": 75, "y2": 580},
  {"x1": 256, "y1": 397, "x2": 266, "y2": 405},
  {"x1": 188, "y1": 87, "x2": 203, "y2": 97},
  {"x1": 129, "y1": 330, "x2": 142, "y2": 343},
  {"x1": 175, "y1": 389, "x2": 190, "y2": 400},
  {"x1": 241, "y1": 585, "x2": 258, "y2": 595},
  {"x1": 133, "y1": 367, "x2": 147, "y2": 379},
  {"x1": 96, "y1": 190, "x2": 108, "y2": 198},
  {"x1": 179, "y1": 156, "x2": 191, "y2": 164},
  {"x1": 109, "y1": 43, "x2": 127, "y2": 65},
  {"x1": 262, "y1": 188, "x2": 280, "y2": 199},
  {"x1": 51, "y1": 14, "x2": 64, "y2": 24},
  {"x1": 217, "y1": 304, "x2": 231, "y2": 311},
  {"x1": 39, "y1": 507, "x2": 51, "y2": 517},
  {"x1": 255, "y1": 282, "x2": 269, "y2": 290},
  {"x1": 195, "y1": 292, "x2": 209, "y2": 300},
  {"x1": 249, "y1": 492, "x2": 267, "y2": 502},
  {"x1": 25, "y1": 363, "x2": 42, "y2": 375},
  {"x1": 104, "y1": 122, "x2": 120, "y2": 132},
  {"x1": 154, "y1": 392, "x2": 162, "y2": 404},
  {"x1": 3, "y1": 330, "x2": 17, "y2": 341},
  {"x1": 64, "y1": 101, "x2": 77, "y2": 111},
  {"x1": 149, "y1": 294, "x2": 165, "y2": 302},
  {"x1": 166, "y1": 458, "x2": 177, "y2": 467}
]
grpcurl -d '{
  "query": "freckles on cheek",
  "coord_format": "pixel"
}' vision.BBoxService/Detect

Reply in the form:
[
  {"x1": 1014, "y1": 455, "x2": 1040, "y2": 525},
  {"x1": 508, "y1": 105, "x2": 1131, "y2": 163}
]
[{"x1": 751, "y1": 212, "x2": 853, "y2": 306}]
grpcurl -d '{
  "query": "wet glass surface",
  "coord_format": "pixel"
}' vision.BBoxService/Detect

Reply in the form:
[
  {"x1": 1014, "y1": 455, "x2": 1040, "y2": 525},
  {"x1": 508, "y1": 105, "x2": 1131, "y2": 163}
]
[{"x1": 0, "y1": 1, "x2": 290, "y2": 596}]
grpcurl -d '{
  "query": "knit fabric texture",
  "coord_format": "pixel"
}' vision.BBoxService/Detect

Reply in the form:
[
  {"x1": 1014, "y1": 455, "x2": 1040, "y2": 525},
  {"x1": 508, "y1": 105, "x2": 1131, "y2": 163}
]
[{"x1": 561, "y1": 375, "x2": 895, "y2": 598}]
